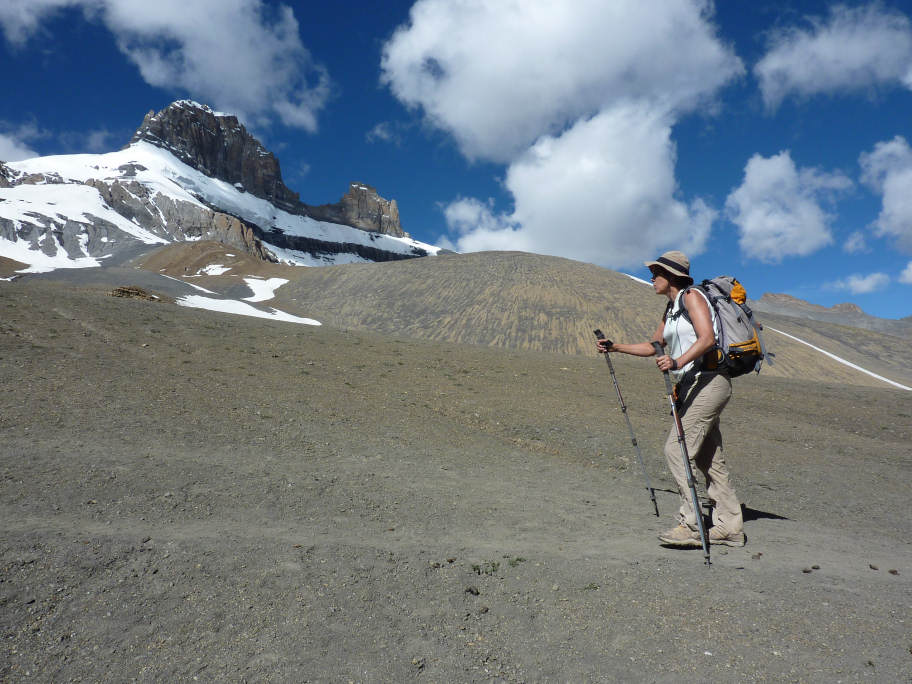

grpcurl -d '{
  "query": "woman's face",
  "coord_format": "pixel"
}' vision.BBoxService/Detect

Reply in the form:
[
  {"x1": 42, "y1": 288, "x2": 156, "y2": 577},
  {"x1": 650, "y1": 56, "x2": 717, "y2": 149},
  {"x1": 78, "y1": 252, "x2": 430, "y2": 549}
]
[{"x1": 650, "y1": 268, "x2": 670, "y2": 295}]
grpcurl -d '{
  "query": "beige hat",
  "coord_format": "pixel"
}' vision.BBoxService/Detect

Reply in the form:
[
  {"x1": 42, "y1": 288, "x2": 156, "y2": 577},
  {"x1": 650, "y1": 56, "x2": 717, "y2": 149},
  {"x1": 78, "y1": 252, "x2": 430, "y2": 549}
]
[{"x1": 644, "y1": 251, "x2": 693, "y2": 285}]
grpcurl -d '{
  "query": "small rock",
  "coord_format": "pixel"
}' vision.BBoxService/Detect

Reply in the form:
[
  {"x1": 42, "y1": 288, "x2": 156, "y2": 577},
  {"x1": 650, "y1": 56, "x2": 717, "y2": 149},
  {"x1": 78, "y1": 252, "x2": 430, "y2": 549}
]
[
  {"x1": 811, "y1": 565, "x2": 820, "y2": 570},
  {"x1": 802, "y1": 568, "x2": 812, "y2": 574},
  {"x1": 888, "y1": 569, "x2": 899, "y2": 575},
  {"x1": 869, "y1": 564, "x2": 879, "y2": 571},
  {"x1": 465, "y1": 586, "x2": 479, "y2": 596}
]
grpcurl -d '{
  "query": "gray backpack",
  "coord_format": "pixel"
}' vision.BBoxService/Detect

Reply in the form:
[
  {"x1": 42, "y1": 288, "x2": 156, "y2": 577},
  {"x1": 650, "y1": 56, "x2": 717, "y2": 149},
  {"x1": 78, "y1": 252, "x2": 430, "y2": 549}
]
[{"x1": 669, "y1": 276, "x2": 773, "y2": 377}]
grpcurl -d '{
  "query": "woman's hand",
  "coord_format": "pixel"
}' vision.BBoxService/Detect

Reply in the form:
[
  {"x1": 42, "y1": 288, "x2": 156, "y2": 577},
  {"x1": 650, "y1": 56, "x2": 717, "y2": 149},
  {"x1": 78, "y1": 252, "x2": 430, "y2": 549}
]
[
  {"x1": 656, "y1": 354, "x2": 677, "y2": 372},
  {"x1": 596, "y1": 338, "x2": 615, "y2": 353}
]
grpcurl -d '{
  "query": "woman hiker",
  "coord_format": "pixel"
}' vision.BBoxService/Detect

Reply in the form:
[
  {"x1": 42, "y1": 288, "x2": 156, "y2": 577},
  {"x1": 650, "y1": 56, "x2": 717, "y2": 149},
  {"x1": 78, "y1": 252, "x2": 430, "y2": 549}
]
[{"x1": 596, "y1": 251, "x2": 745, "y2": 548}]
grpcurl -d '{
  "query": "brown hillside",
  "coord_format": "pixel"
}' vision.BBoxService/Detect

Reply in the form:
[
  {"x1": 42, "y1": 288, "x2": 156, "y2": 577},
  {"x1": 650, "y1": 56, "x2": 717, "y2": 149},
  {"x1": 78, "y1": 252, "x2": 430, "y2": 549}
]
[
  {"x1": 271, "y1": 251, "x2": 661, "y2": 354},
  {"x1": 257, "y1": 249, "x2": 911, "y2": 389},
  {"x1": 127, "y1": 244, "x2": 912, "y2": 390}
]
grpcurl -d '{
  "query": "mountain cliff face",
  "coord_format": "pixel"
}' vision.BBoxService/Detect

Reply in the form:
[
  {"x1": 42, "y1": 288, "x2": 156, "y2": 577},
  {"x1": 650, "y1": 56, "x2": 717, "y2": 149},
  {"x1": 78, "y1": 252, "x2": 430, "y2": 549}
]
[
  {"x1": 130, "y1": 101, "x2": 406, "y2": 237},
  {"x1": 130, "y1": 101, "x2": 301, "y2": 212},
  {"x1": 308, "y1": 182, "x2": 404, "y2": 237},
  {"x1": 0, "y1": 101, "x2": 435, "y2": 274}
]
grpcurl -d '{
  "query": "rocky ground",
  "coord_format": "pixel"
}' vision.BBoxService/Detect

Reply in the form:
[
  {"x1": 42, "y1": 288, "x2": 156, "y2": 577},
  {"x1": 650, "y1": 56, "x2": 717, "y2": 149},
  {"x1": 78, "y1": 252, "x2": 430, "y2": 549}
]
[{"x1": 1, "y1": 278, "x2": 911, "y2": 682}]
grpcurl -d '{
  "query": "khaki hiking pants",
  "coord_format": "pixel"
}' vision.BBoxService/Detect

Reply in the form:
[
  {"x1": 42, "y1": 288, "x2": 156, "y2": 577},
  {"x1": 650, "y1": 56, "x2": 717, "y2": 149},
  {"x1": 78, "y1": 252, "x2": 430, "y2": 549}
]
[{"x1": 664, "y1": 372, "x2": 743, "y2": 535}]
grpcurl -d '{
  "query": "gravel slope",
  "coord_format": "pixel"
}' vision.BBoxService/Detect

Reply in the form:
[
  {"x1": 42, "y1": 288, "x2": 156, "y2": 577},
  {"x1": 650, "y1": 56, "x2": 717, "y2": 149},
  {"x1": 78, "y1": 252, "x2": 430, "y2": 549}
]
[{"x1": 1, "y1": 278, "x2": 911, "y2": 682}]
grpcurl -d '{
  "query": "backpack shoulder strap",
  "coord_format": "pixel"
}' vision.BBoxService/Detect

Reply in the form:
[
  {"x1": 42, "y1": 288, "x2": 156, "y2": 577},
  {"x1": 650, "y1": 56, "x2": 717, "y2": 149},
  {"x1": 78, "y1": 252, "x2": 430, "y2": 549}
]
[{"x1": 668, "y1": 286, "x2": 703, "y2": 324}]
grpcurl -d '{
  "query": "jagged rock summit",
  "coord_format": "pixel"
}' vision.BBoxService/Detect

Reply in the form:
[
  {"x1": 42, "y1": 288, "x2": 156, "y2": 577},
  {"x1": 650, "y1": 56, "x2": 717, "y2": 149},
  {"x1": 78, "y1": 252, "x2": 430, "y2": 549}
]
[
  {"x1": 131, "y1": 101, "x2": 406, "y2": 237},
  {"x1": 130, "y1": 101, "x2": 301, "y2": 212},
  {"x1": 313, "y1": 182, "x2": 404, "y2": 237}
]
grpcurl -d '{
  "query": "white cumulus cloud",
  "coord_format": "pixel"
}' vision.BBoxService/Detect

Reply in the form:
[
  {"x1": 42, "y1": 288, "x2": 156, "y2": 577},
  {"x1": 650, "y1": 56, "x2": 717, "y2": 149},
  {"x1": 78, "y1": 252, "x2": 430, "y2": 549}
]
[
  {"x1": 900, "y1": 261, "x2": 912, "y2": 285},
  {"x1": 0, "y1": 122, "x2": 47, "y2": 161},
  {"x1": 843, "y1": 230, "x2": 868, "y2": 253},
  {"x1": 0, "y1": 0, "x2": 85, "y2": 46},
  {"x1": 860, "y1": 135, "x2": 912, "y2": 252},
  {"x1": 830, "y1": 272, "x2": 890, "y2": 294},
  {"x1": 381, "y1": 0, "x2": 742, "y2": 268},
  {"x1": 0, "y1": 0, "x2": 330, "y2": 131},
  {"x1": 382, "y1": 0, "x2": 742, "y2": 163},
  {"x1": 725, "y1": 151, "x2": 853, "y2": 263},
  {"x1": 448, "y1": 104, "x2": 715, "y2": 267},
  {"x1": 366, "y1": 122, "x2": 404, "y2": 146},
  {"x1": 755, "y1": 4, "x2": 912, "y2": 109},
  {"x1": 0, "y1": 132, "x2": 39, "y2": 162}
]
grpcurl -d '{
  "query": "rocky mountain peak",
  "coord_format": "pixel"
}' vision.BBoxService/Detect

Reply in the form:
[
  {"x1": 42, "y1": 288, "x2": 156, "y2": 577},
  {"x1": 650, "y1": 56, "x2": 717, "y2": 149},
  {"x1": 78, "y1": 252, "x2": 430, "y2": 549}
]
[
  {"x1": 307, "y1": 182, "x2": 405, "y2": 238},
  {"x1": 757, "y1": 293, "x2": 810, "y2": 307},
  {"x1": 129, "y1": 100, "x2": 300, "y2": 211},
  {"x1": 830, "y1": 302, "x2": 865, "y2": 314},
  {"x1": 753, "y1": 292, "x2": 912, "y2": 337},
  {"x1": 0, "y1": 162, "x2": 14, "y2": 188},
  {"x1": 757, "y1": 293, "x2": 864, "y2": 315},
  {"x1": 129, "y1": 101, "x2": 407, "y2": 237}
]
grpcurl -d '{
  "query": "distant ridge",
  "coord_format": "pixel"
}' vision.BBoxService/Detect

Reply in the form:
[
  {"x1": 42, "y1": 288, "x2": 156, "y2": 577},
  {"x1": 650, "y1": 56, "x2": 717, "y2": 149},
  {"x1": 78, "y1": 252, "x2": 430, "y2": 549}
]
[{"x1": 752, "y1": 292, "x2": 912, "y2": 338}]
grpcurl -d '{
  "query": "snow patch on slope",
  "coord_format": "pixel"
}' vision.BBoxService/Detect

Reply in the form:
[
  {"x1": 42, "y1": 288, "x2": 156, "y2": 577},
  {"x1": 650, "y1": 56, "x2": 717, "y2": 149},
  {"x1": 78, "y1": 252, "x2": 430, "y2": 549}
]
[
  {"x1": 176, "y1": 294, "x2": 319, "y2": 326},
  {"x1": 766, "y1": 327, "x2": 911, "y2": 391},
  {"x1": 0, "y1": 237, "x2": 102, "y2": 273},
  {"x1": 242, "y1": 277, "x2": 288, "y2": 302}
]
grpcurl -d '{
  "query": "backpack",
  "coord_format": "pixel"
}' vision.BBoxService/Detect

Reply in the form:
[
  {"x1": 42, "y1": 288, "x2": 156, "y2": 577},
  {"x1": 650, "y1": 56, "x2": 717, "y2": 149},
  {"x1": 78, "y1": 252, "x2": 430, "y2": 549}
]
[{"x1": 668, "y1": 276, "x2": 773, "y2": 377}]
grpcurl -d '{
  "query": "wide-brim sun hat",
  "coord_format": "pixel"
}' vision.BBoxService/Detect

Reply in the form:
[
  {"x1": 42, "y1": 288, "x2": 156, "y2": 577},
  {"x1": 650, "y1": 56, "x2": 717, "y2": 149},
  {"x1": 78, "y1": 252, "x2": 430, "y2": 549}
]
[{"x1": 644, "y1": 251, "x2": 693, "y2": 285}]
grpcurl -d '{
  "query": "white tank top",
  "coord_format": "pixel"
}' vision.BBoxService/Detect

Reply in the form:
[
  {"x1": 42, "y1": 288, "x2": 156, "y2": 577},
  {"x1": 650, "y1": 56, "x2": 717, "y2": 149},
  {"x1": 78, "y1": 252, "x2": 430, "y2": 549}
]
[{"x1": 663, "y1": 288, "x2": 717, "y2": 383}]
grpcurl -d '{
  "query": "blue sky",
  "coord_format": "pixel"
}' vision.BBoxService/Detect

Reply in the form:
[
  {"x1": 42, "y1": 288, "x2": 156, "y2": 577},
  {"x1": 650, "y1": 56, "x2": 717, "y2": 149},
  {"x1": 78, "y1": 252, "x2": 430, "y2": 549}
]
[{"x1": 2, "y1": 1, "x2": 912, "y2": 319}]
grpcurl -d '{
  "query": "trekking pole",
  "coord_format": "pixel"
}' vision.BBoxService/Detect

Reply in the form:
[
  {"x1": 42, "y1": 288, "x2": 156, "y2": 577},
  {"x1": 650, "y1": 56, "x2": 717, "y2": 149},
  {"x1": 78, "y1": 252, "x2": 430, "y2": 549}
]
[
  {"x1": 594, "y1": 330, "x2": 659, "y2": 517},
  {"x1": 651, "y1": 342, "x2": 710, "y2": 566}
]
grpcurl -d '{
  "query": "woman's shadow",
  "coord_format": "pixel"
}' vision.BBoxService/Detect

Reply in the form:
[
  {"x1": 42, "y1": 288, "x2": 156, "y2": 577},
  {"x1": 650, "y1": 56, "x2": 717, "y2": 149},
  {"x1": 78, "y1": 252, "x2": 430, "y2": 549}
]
[{"x1": 742, "y1": 503, "x2": 788, "y2": 522}]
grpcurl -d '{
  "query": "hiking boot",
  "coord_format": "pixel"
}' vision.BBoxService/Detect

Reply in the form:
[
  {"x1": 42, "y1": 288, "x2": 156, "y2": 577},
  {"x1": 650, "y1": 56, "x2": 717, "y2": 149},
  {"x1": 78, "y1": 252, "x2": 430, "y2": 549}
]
[
  {"x1": 658, "y1": 524, "x2": 701, "y2": 547},
  {"x1": 709, "y1": 527, "x2": 745, "y2": 547}
]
